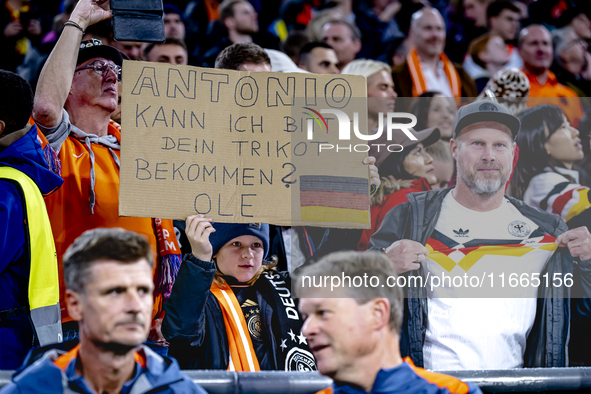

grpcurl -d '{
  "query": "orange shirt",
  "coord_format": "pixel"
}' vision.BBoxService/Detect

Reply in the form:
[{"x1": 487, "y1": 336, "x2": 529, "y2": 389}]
[
  {"x1": 523, "y1": 69, "x2": 584, "y2": 127},
  {"x1": 43, "y1": 129, "x2": 179, "y2": 323},
  {"x1": 54, "y1": 344, "x2": 146, "y2": 370}
]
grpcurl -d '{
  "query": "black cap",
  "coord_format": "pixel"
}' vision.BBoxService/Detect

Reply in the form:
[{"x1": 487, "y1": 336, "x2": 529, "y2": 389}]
[
  {"x1": 453, "y1": 100, "x2": 520, "y2": 139},
  {"x1": 77, "y1": 38, "x2": 123, "y2": 67}
]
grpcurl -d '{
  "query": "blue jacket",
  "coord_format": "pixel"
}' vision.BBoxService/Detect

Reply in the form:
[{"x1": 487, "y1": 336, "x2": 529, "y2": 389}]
[
  {"x1": 0, "y1": 125, "x2": 62, "y2": 370},
  {"x1": 0, "y1": 344, "x2": 207, "y2": 394},
  {"x1": 328, "y1": 358, "x2": 482, "y2": 394}
]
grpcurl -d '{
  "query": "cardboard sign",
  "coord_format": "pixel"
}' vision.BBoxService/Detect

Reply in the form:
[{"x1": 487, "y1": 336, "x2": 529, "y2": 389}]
[{"x1": 119, "y1": 60, "x2": 370, "y2": 228}]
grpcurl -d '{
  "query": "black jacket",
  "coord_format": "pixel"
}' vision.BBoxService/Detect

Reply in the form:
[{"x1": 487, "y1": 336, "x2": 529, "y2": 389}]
[
  {"x1": 162, "y1": 255, "x2": 311, "y2": 370},
  {"x1": 369, "y1": 188, "x2": 591, "y2": 367}
]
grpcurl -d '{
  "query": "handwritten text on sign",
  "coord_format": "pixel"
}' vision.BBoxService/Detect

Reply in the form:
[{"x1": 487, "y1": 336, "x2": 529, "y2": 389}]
[{"x1": 119, "y1": 60, "x2": 370, "y2": 227}]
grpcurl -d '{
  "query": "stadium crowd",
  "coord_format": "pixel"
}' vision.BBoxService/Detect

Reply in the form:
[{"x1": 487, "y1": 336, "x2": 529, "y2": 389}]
[{"x1": 1, "y1": 0, "x2": 591, "y2": 392}]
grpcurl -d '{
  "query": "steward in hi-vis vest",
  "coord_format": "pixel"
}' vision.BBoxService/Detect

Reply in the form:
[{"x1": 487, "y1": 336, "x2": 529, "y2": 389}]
[{"x1": 0, "y1": 121, "x2": 63, "y2": 369}]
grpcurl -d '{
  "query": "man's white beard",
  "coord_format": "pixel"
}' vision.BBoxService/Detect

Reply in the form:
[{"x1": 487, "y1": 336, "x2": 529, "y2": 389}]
[{"x1": 457, "y1": 160, "x2": 509, "y2": 198}]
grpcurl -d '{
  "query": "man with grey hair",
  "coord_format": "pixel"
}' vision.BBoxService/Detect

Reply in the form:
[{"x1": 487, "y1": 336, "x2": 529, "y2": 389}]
[
  {"x1": 0, "y1": 228, "x2": 206, "y2": 394},
  {"x1": 392, "y1": 7, "x2": 477, "y2": 99},
  {"x1": 370, "y1": 100, "x2": 591, "y2": 369},
  {"x1": 321, "y1": 19, "x2": 362, "y2": 71},
  {"x1": 297, "y1": 251, "x2": 482, "y2": 394},
  {"x1": 551, "y1": 27, "x2": 591, "y2": 97}
]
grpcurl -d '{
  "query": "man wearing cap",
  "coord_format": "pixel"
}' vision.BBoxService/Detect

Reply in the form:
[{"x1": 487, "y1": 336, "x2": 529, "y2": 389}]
[
  {"x1": 32, "y1": 0, "x2": 181, "y2": 348},
  {"x1": 357, "y1": 126, "x2": 440, "y2": 251},
  {"x1": 370, "y1": 100, "x2": 591, "y2": 369}
]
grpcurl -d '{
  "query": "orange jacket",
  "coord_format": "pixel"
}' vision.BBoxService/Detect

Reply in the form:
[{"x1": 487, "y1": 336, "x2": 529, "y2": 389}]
[
  {"x1": 524, "y1": 69, "x2": 584, "y2": 127},
  {"x1": 40, "y1": 123, "x2": 180, "y2": 323}
]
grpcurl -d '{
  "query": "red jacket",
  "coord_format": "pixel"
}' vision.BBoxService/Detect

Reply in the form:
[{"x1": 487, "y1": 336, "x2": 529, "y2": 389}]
[{"x1": 358, "y1": 178, "x2": 431, "y2": 251}]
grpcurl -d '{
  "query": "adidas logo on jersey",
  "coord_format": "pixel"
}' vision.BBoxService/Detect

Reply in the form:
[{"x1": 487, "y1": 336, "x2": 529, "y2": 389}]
[{"x1": 453, "y1": 228, "x2": 469, "y2": 237}]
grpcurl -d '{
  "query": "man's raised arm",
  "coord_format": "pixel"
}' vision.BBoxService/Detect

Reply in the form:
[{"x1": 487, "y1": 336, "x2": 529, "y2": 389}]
[{"x1": 32, "y1": 0, "x2": 111, "y2": 127}]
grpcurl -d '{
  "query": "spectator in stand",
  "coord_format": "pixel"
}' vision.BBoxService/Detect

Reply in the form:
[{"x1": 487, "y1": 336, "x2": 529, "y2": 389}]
[
  {"x1": 354, "y1": 0, "x2": 404, "y2": 60},
  {"x1": 561, "y1": 7, "x2": 591, "y2": 44},
  {"x1": 214, "y1": 41, "x2": 271, "y2": 71},
  {"x1": 201, "y1": 0, "x2": 260, "y2": 67},
  {"x1": 183, "y1": 0, "x2": 222, "y2": 65},
  {"x1": 0, "y1": 0, "x2": 48, "y2": 72},
  {"x1": 410, "y1": 92, "x2": 457, "y2": 188},
  {"x1": 411, "y1": 92, "x2": 456, "y2": 141},
  {"x1": 445, "y1": 0, "x2": 490, "y2": 63},
  {"x1": 0, "y1": 228, "x2": 207, "y2": 394},
  {"x1": 163, "y1": 219, "x2": 317, "y2": 371},
  {"x1": 386, "y1": 36, "x2": 409, "y2": 68},
  {"x1": 369, "y1": 99, "x2": 591, "y2": 369},
  {"x1": 342, "y1": 59, "x2": 397, "y2": 132},
  {"x1": 358, "y1": 126, "x2": 440, "y2": 251},
  {"x1": 297, "y1": 42, "x2": 339, "y2": 74},
  {"x1": 32, "y1": 0, "x2": 181, "y2": 352},
  {"x1": 512, "y1": 104, "x2": 591, "y2": 231},
  {"x1": 281, "y1": 31, "x2": 309, "y2": 65},
  {"x1": 464, "y1": 0, "x2": 493, "y2": 30},
  {"x1": 487, "y1": 0, "x2": 523, "y2": 68},
  {"x1": 0, "y1": 70, "x2": 62, "y2": 370},
  {"x1": 551, "y1": 27, "x2": 591, "y2": 98},
  {"x1": 109, "y1": 39, "x2": 144, "y2": 61},
  {"x1": 163, "y1": 3, "x2": 185, "y2": 41},
  {"x1": 427, "y1": 137, "x2": 456, "y2": 190},
  {"x1": 393, "y1": 8, "x2": 477, "y2": 100},
  {"x1": 518, "y1": 25, "x2": 584, "y2": 127},
  {"x1": 143, "y1": 38, "x2": 189, "y2": 65},
  {"x1": 464, "y1": 33, "x2": 511, "y2": 93},
  {"x1": 321, "y1": 19, "x2": 362, "y2": 71},
  {"x1": 297, "y1": 251, "x2": 483, "y2": 394}
]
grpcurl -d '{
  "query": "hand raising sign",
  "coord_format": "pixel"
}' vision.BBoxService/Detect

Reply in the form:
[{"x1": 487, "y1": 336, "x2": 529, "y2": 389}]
[{"x1": 185, "y1": 215, "x2": 216, "y2": 261}]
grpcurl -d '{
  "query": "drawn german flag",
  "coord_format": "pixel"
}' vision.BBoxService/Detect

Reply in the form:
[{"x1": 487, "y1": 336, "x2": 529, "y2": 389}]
[{"x1": 299, "y1": 175, "x2": 369, "y2": 224}]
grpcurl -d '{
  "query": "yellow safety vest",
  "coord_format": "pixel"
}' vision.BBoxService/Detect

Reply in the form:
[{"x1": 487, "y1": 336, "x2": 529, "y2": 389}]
[{"x1": 0, "y1": 166, "x2": 62, "y2": 345}]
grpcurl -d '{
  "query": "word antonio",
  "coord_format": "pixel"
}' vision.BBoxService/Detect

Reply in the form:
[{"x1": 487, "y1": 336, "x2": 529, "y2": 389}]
[{"x1": 130, "y1": 66, "x2": 357, "y2": 109}]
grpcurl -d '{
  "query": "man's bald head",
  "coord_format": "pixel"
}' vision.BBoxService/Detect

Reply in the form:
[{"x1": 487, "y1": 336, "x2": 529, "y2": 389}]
[
  {"x1": 518, "y1": 24, "x2": 553, "y2": 73},
  {"x1": 410, "y1": 7, "x2": 444, "y2": 30},
  {"x1": 409, "y1": 8, "x2": 446, "y2": 58},
  {"x1": 517, "y1": 24, "x2": 550, "y2": 47}
]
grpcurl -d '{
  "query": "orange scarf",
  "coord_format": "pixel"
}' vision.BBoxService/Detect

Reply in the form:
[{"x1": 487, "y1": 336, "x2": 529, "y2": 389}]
[
  {"x1": 407, "y1": 49, "x2": 461, "y2": 97},
  {"x1": 211, "y1": 282, "x2": 261, "y2": 372}
]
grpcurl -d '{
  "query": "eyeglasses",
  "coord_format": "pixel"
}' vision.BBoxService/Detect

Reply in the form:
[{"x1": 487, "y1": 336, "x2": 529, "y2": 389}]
[{"x1": 75, "y1": 59, "x2": 122, "y2": 81}]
